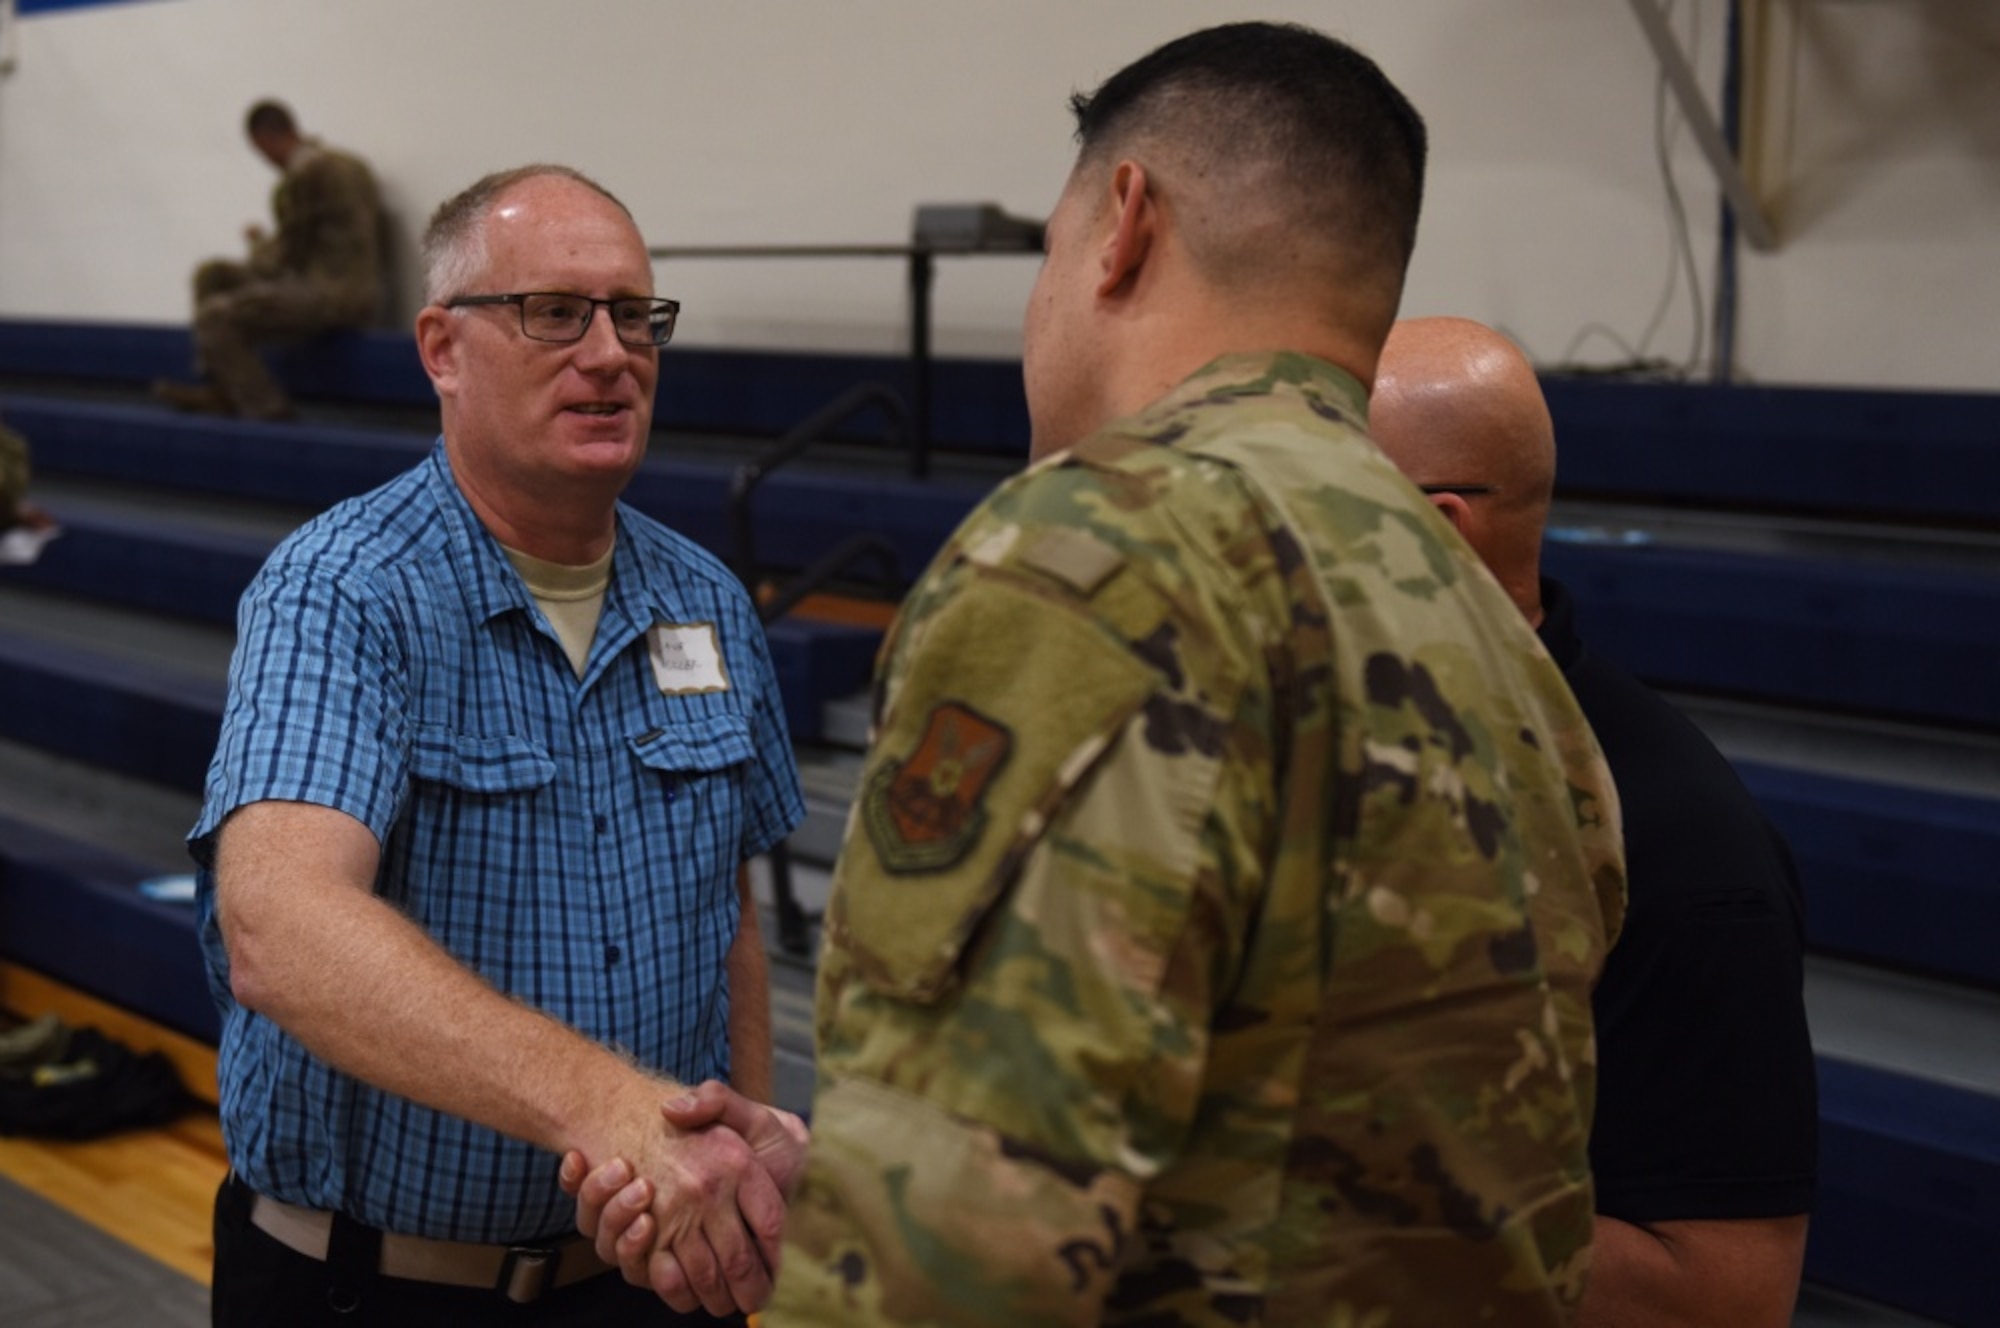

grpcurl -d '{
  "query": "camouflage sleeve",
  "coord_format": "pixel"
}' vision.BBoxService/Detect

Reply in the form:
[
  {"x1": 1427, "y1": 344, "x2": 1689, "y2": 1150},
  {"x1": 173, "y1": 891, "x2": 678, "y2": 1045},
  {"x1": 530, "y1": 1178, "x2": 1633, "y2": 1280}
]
[
  {"x1": 278, "y1": 153, "x2": 381, "y2": 290},
  {"x1": 770, "y1": 493, "x2": 1263, "y2": 1325}
]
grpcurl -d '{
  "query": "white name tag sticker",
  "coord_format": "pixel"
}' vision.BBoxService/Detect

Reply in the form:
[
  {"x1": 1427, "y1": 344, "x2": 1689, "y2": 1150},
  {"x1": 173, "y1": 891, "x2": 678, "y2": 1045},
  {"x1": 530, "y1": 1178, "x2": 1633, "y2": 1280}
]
[{"x1": 647, "y1": 622, "x2": 730, "y2": 695}]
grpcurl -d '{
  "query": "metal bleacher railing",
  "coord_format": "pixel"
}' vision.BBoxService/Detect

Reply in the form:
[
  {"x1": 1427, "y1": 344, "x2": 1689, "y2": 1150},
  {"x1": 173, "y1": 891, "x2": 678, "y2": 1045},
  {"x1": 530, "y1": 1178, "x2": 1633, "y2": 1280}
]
[
  {"x1": 727, "y1": 380, "x2": 912, "y2": 589},
  {"x1": 728, "y1": 380, "x2": 912, "y2": 955}
]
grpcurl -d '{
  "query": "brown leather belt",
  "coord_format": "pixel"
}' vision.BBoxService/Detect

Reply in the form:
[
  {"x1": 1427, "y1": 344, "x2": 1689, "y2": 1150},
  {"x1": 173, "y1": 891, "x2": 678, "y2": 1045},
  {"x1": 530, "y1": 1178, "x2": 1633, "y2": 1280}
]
[{"x1": 249, "y1": 1192, "x2": 614, "y2": 1304}]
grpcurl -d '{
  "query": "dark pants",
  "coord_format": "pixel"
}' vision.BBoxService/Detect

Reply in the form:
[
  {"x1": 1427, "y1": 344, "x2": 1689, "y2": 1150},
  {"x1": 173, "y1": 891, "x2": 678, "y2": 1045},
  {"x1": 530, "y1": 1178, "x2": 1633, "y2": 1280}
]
[
  {"x1": 188, "y1": 259, "x2": 371, "y2": 419},
  {"x1": 211, "y1": 1174, "x2": 744, "y2": 1327}
]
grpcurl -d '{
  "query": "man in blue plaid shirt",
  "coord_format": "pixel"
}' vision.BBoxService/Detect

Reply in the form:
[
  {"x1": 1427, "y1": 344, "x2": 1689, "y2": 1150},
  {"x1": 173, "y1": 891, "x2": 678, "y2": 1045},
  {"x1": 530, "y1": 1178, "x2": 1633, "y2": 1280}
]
[{"x1": 190, "y1": 164, "x2": 807, "y2": 1326}]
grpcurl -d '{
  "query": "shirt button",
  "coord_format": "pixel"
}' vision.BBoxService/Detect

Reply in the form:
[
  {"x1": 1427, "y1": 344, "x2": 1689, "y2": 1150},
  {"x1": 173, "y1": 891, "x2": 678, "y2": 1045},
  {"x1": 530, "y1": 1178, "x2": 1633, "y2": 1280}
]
[
  {"x1": 605, "y1": 944, "x2": 622, "y2": 966},
  {"x1": 594, "y1": 813, "x2": 607, "y2": 835}
]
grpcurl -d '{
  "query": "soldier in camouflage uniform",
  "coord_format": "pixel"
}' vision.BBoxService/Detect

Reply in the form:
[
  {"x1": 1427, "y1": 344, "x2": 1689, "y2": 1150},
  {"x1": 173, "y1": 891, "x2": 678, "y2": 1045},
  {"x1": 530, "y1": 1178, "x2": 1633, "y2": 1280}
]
[
  {"x1": 573, "y1": 22, "x2": 1627, "y2": 1326},
  {"x1": 154, "y1": 100, "x2": 381, "y2": 421}
]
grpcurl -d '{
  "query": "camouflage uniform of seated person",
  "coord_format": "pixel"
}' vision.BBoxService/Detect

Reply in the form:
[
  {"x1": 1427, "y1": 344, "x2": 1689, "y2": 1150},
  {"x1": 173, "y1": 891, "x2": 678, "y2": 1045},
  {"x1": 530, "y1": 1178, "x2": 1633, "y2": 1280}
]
[
  {"x1": 154, "y1": 99, "x2": 381, "y2": 422},
  {"x1": 0, "y1": 417, "x2": 25, "y2": 531},
  {"x1": 0, "y1": 414, "x2": 53, "y2": 536}
]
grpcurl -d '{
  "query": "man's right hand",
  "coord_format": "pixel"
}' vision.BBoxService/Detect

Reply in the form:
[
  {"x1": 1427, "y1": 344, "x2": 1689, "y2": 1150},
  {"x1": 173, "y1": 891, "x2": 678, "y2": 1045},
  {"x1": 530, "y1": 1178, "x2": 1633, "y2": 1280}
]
[
  {"x1": 588, "y1": 1107, "x2": 785, "y2": 1317},
  {"x1": 561, "y1": 1081, "x2": 809, "y2": 1312}
]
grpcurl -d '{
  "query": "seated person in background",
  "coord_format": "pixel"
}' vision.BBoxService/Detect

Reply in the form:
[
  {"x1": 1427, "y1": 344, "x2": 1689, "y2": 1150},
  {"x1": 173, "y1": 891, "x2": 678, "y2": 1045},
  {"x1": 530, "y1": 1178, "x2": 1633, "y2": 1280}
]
[
  {"x1": 0, "y1": 410, "x2": 58, "y2": 562},
  {"x1": 1, "y1": 412, "x2": 39, "y2": 527},
  {"x1": 1371, "y1": 315, "x2": 1817, "y2": 1328},
  {"x1": 154, "y1": 99, "x2": 381, "y2": 422}
]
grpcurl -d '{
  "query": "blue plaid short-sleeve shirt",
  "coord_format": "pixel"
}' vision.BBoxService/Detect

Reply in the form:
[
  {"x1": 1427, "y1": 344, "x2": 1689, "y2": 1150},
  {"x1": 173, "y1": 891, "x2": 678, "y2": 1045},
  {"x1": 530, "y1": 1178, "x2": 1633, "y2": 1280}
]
[{"x1": 190, "y1": 442, "x2": 806, "y2": 1242}]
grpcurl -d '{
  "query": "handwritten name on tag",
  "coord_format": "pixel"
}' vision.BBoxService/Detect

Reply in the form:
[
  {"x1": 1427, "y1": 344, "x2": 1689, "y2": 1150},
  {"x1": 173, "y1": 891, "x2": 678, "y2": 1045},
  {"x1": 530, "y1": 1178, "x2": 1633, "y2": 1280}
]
[{"x1": 647, "y1": 622, "x2": 730, "y2": 695}]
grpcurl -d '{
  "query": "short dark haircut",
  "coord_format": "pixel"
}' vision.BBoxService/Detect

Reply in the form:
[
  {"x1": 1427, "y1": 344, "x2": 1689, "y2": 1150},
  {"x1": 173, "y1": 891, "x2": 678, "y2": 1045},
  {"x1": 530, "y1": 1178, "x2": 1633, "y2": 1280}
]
[
  {"x1": 420, "y1": 164, "x2": 635, "y2": 304},
  {"x1": 1069, "y1": 22, "x2": 1427, "y2": 274},
  {"x1": 244, "y1": 100, "x2": 297, "y2": 139}
]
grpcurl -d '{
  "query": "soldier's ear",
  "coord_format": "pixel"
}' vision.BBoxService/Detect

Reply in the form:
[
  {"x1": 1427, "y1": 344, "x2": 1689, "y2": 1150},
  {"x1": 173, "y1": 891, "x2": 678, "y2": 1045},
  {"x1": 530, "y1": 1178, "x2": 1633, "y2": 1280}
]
[
  {"x1": 1096, "y1": 160, "x2": 1155, "y2": 299},
  {"x1": 415, "y1": 304, "x2": 461, "y2": 399},
  {"x1": 1428, "y1": 491, "x2": 1473, "y2": 537}
]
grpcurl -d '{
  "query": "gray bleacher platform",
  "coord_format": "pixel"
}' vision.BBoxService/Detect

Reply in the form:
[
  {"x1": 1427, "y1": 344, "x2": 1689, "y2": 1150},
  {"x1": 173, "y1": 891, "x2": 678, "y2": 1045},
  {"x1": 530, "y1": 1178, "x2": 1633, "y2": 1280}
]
[{"x1": 1, "y1": 321, "x2": 1996, "y2": 1324}]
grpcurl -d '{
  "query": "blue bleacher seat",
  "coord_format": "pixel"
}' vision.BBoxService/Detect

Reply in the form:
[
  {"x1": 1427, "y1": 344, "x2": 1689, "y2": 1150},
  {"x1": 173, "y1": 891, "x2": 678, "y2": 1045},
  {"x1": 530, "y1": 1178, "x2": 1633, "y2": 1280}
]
[
  {"x1": 0, "y1": 634, "x2": 224, "y2": 790},
  {"x1": 0, "y1": 318, "x2": 1035, "y2": 452},
  {"x1": 3, "y1": 506, "x2": 272, "y2": 627},
  {"x1": 1548, "y1": 540, "x2": 2000, "y2": 729},
  {"x1": 1809, "y1": 1057, "x2": 2000, "y2": 1326},
  {"x1": 0, "y1": 813, "x2": 217, "y2": 1042},
  {"x1": 764, "y1": 619, "x2": 883, "y2": 745},
  {"x1": 1545, "y1": 376, "x2": 2000, "y2": 526},
  {"x1": 1740, "y1": 762, "x2": 2000, "y2": 992},
  {"x1": 0, "y1": 396, "x2": 430, "y2": 506},
  {"x1": 3, "y1": 390, "x2": 990, "y2": 584}
]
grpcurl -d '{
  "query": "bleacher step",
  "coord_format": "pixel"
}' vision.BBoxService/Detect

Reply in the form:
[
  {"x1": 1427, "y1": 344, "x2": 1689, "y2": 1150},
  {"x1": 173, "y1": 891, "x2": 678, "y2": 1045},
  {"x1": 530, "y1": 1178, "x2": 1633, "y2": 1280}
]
[
  {"x1": 1546, "y1": 535, "x2": 2000, "y2": 730},
  {"x1": 1685, "y1": 694, "x2": 2000, "y2": 802},
  {"x1": 0, "y1": 736, "x2": 200, "y2": 875},
  {"x1": 817, "y1": 688, "x2": 873, "y2": 751},
  {"x1": 1554, "y1": 498, "x2": 2000, "y2": 575},
  {"x1": 0, "y1": 812, "x2": 215, "y2": 1041},
  {"x1": 32, "y1": 475, "x2": 317, "y2": 545},
  {"x1": 1806, "y1": 956, "x2": 2000, "y2": 1097},
  {"x1": 1791, "y1": 1284, "x2": 1952, "y2": 1327},
  {"x1": 0, "y1": 583, "x2": 235, "y2": 680},
  {"x1": 790, "y1": 745, "x2": 866, "y2": 868}
]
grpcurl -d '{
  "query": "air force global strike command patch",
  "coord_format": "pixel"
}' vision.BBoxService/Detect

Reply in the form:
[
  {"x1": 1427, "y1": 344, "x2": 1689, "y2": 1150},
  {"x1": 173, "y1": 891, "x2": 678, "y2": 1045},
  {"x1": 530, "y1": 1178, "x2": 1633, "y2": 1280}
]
[{"x1": 863, "y1": 701, "x2": 1013, "y2": 873}]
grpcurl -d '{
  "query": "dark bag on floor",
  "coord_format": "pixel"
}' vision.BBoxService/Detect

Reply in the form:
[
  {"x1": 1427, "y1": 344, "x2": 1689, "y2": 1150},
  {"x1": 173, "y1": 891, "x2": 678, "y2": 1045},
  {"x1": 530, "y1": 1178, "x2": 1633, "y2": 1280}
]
[{"x1": 0, "y1": 1026, "x2": 193, "y2": 1139}]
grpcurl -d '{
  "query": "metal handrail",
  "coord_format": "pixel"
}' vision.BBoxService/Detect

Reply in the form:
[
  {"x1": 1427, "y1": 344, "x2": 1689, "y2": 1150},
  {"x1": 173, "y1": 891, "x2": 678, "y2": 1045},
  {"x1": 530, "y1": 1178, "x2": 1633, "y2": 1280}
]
[
  {"x1": 757, "y1": 534, "x2": 902, "y2": 628},
  {"x1": 755, "y1": 530, "x2": 903, "y2": 958},
  {"x1": 754, "y1": 530, "x2": 902, "y2": 958},
  {"x1": 764, "y1": 840, "x2": 811, "y2": 959},
  {"x1": 728, "y1": 380, "x2": 913, "y2": 583},
  {"x1": 732, "y1": 383, "x2": 912, "y2": 956}
]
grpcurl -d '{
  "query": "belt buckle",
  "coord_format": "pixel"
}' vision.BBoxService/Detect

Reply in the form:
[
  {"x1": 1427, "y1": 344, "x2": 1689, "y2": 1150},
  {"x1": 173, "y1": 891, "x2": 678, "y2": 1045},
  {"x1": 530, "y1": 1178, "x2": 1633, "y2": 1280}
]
[{"x1": 498, "y1": 1243, "x2": 561, "y2": 1304}]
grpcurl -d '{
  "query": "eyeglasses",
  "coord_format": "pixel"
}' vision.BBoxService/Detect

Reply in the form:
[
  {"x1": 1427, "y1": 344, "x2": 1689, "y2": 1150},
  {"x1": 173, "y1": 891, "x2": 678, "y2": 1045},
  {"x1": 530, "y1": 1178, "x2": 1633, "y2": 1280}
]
[
  {"x1": 445, "y1": 292, "x2": 680, "y2": 347},
  {"x1": 1418, "y1": 484, "x2": 1498, "y2": 497}
]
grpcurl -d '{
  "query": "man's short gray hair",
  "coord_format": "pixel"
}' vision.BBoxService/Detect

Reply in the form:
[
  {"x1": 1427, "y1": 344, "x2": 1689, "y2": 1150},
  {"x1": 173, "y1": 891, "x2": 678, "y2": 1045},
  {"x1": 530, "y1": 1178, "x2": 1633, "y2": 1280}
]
[{"x1": 419, "y1": 164, "x2": 634, "y2": 306}]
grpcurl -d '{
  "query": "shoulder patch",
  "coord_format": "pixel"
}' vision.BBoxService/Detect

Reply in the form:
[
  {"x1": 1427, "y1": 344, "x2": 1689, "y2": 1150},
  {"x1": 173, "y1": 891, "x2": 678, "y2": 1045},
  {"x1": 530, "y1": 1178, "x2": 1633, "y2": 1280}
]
[
  {"x1": 1018, "y1": 527, "x2": 1125, "y2": 598},
  {"x1": 862, "y1": 701, "x2": 1013, "y2": 872}
]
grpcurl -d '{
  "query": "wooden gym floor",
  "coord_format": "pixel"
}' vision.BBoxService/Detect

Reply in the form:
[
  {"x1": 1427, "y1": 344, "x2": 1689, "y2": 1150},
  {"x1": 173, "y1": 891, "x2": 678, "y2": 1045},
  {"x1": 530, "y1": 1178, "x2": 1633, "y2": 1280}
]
[{"x1": 0, "y1": 962, "x2": 225, "y2": 1287}]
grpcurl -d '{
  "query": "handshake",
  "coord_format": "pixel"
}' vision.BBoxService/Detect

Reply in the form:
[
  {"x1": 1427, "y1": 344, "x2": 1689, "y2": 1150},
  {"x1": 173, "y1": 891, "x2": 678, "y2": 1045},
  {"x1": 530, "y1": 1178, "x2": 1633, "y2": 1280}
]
[{"x1": 559, "y1": 1080, "x2": 810, "y2": 1317}]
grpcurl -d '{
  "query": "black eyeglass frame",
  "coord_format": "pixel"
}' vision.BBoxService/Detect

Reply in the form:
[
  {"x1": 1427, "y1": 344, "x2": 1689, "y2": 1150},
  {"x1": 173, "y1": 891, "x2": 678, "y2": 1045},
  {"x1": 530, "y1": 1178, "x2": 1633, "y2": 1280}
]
[
  {"x1": 1418, "y1": 484, "x2": 1499, "y2": 497},
  {"x1": 444, "y1": 292, "x2": 680, "y2": 348}
]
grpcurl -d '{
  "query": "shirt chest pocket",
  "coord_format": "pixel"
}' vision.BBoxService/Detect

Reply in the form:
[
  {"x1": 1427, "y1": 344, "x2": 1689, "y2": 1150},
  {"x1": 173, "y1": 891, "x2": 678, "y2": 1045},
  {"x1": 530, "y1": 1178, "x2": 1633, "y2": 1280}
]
[
  {"x1": 627, "y1": 713, "x2": 757, "y2": 818},
  {"x1": 407, "y1": 726, "x2": 558, "y2": 797}
]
